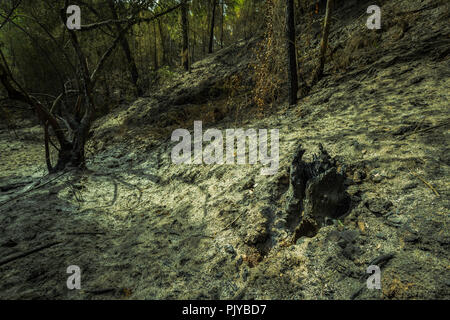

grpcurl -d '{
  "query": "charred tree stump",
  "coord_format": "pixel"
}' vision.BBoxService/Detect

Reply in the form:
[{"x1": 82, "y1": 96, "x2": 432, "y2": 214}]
[{"x1": 285, "y1": 143, "x2": 350, "y2": 243}]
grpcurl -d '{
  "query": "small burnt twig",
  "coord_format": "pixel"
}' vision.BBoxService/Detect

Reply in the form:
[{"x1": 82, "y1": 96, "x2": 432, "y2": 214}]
[
  {"x1": 402, "y1": 122, "x2": 449, "y2": 138},
  {"x1": 66, "y1": 232, "x2": 106, "y2": 236},
  {"x1": 213, "y1": 211, "x2": 247, "y2": 237},
  {"x1": 408, "y1": 170, "x2": 440, "y2": 197},
  {"x1": 368, "y1": 253, "x2": 395, "y2": 268},
  {"x1": 84, "y1": 288, "x2": 116, "y2": 295}
]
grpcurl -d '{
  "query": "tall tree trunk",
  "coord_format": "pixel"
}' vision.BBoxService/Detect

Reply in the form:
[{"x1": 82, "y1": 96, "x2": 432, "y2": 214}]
[
  {"x1": 285, "y1": 0, "x2": 298, "y2": 105},
  {"x1": 192, "y1": 28, "x2": 196, "y2": 63},
  {"x1": 107, "y1": 0, "x2": 142, "y2": 96},
  {"x1": 181, "y1": 0, "x2": 190, "y2": 71},
  {"x1": 202, "y1": 30, "x2": 206, "y2": 55},
  {"x1": 158, "y1": 19, "x2": 167, "y2": 65},
  {"x1": 153, "y1": 22, "x2": 158, "y2": 70},
  {"x1": 208, "y1": 0, "x2": 217, "y2": 53},
  {"x1": 220, "y1": 0, "x2": 224, "y2": 49},
  {"x1": 168, "y1": 36, "x2": 173, "y2": 66},
  {"x1": 313, "y1": 0, "x2": 333, "y2": 83}
]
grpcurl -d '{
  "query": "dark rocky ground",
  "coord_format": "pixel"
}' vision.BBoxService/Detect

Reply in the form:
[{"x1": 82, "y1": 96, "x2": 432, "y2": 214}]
[{"x1": 0, "y1": 0, "x2": 449, "y2": 299}]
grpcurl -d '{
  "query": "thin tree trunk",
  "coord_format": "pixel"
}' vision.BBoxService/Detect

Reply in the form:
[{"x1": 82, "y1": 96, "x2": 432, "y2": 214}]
[
  {"x1": 168, "y1": 36, "x2": 173, "y2": 66},
  {"x1": 285, "y1": 0, "x2": 298, "y2": 105},
  {"x1": 313, "y1": 0, "x2": 333, "y2": 82},
  {"x1": 208, "y1": 0, "x2": 217, "y2": 53},
  {"x1": 181, "y1": 0, "x2": 189, "y2": 71},
  {"x1": 202, "y1": 30, "x2": 206, "y2": 55},
  {"x1": 153, "y1": 22, "x2": 158, "y2": 70},
  {"x1": 60, "y1": 2, "x2": 95, "y2": 169},
  {"x1": 158, "y1": 19, "x2": 167, "y2": 65},
  {"x1": 192, "y1": 28, "x2": 196, "y2": 63},
  {"x1": 107, "y1": 0, "x2": 142, "y2": 96},
  {"x1": 220, "y1": 0, "x2": 224, "y2": 49}
]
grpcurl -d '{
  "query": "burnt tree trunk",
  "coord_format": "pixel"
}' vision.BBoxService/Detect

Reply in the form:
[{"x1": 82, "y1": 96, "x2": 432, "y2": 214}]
[
  {"x1": 158, "y1": 19, "x2": 167, "y2": 65},
  {"x1": 220, "y1": 0, "x2": 224, "y2": 49},
  {"x1": 192, "y1": 28, "x2": 196, "y2": 62},
  {"x1": 285, "y1": 0, "x2": 298, "y2": 105},
  {"x1": 153, "y1": 22, "x2": 158, "y2": 70},
  {"x1": 312, "y1": 0, "x2": 333, "y2": 83},
  {"x1": 208, "y1": 0, "x2": 217, "y2": 53},
  {"x1": 181, "y1": 0, "x2": 190, "y2": 71},
  {"x1": 107, "y1": 0, "x2": 142, "y2": 96}
]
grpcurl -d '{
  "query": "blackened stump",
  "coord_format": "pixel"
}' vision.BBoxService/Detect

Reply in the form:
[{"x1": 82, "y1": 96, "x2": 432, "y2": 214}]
[{"x1": 285, "y1": 143, "x2": 350, "y2": 242}]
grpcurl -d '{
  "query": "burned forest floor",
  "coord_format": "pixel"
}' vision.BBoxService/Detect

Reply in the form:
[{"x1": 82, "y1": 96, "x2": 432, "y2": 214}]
[{"x1": 0, "y1": 0, "x2": 449, "y2": 299}]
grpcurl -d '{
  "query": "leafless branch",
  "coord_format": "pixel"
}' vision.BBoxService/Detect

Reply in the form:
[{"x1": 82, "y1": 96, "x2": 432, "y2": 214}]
[
  {"x1": 78, "y1": 3, "x2": 183, "y2": 32},
  {"x1": 0, "y1": 0, "x2": 22, "y2": 31}
]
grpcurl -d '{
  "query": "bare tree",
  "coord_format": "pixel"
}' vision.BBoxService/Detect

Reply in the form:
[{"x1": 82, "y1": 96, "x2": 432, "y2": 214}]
[{"x1": 0, "y1": 1, "x2": 184, "y2": 173}]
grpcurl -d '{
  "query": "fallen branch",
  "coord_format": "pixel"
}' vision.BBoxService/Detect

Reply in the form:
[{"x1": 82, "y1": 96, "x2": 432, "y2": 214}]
[
  {"x1": 214, "y1": 210, "x2": 246, "y2": 237},
  {"x1": 0, "y1": 169, "x2": 71, "y2": 208},
  {"x1": 351, "y1": 253, "x2": 395, "y2": 299},
  {"x1": 66, "y1": 232, "x2": 106, "y2": 236},
  {"x1": 408, "y1": 170, "x2": 440, "y2": 197},
  {"x1": 78, "y1": 3, "x2": 183, "y2": 32},
  {"x1": 402, "y1": 122, "x2": 449, "y2": 138},
  {"x1": 350, "y1": 285, "x2": 365, "y2": 300},
  {"x1": 0, "y1": 241, "x2": 62, "y2": 267},
  {"x1": 84, "y1": 288, "x2": 116, "y2": 295},
  {"x1": 368, "y1": 252, "x2": 395, "y2": 268},
  {"x1": 0, "y1": 181, "x2": 32, "y2": 192},
  {"x1": 397, "y1": 3, "x2": 441, "y2": 16}
]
